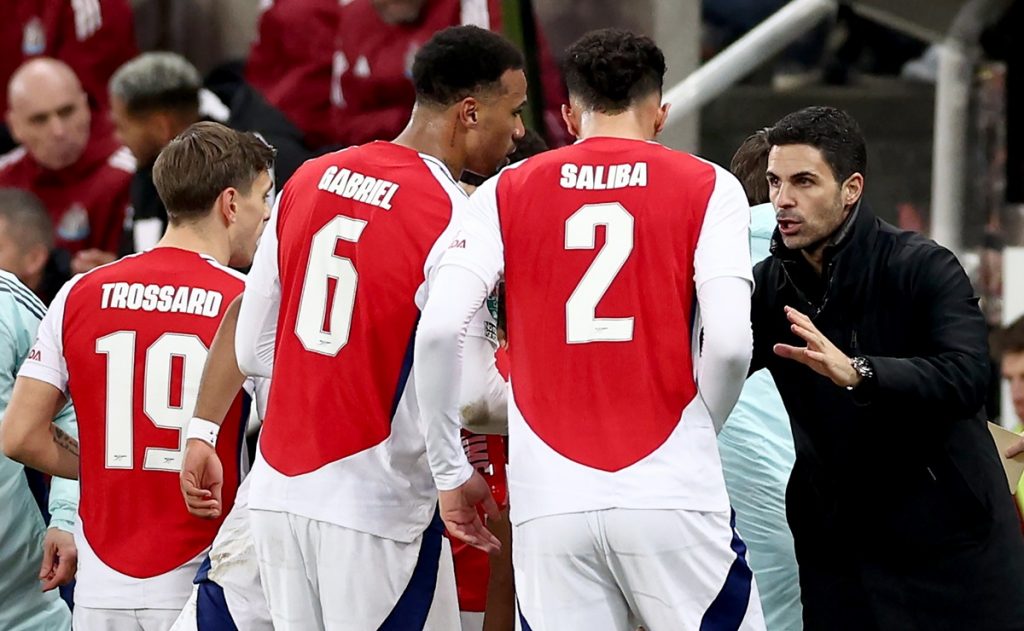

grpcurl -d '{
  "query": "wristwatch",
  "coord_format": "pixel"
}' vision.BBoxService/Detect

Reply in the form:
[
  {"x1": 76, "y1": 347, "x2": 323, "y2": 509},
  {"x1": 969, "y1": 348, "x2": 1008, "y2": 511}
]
[{"x1": 846, "y1": 356, "x2": 874, "y2": 391}]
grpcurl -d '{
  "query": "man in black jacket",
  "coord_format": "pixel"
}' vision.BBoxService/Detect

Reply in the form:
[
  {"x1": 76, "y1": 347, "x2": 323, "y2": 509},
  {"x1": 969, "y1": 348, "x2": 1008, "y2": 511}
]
[
  {"x1": 752, "y1": 106, "x2": 1024, "y2": 630},
  {"x1": 108, "y1": 52, "x2": 312, "y2": 255}
]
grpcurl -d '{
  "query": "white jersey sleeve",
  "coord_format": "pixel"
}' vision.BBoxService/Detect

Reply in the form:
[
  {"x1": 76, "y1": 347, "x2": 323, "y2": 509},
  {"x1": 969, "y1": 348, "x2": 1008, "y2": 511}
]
[
  {"x1": 694, "y1": 165, "x2": 755, "y2": 288},
  {"x1": 414, "y1": 169, "x2": 508, "y2": 490},
  {"x1": 415, "y1": 265, "x2": 493, "y2": 490},
  {"x1": 435, "y1": 172, "x2": 505, "y2": 287},
  {"x1": 18, "y1": 276, "x2": 83, "y2": 393},
  {"x1": 236, "y1": 200, "x2": 281, "y2": 379},
  {"x1": 691, "y1": 165, "x2": 754, "y2": 432}
]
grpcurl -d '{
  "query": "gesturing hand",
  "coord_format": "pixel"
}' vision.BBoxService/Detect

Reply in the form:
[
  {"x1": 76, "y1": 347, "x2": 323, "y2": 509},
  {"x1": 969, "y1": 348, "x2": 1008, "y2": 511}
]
[
  {"x1": 439, "y1": 471, "x2": 502, "y2": 555},
  {"x1": 180, "y1": 439, "x2": 223, "y2": 519},
  {"x1": 773, "y1": 306, "x2": 860, "y2": 388}
]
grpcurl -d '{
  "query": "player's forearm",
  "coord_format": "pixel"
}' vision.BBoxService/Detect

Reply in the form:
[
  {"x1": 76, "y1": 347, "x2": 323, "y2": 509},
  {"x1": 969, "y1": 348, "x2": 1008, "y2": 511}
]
[
  {"x1": 1, "y1": 378, "x2": 79, "y2": 478},
  {"x1": 697, "y1": 276, "x2": 753, "y2": 432},
  {"x1": 415, "y1": 266, "x2": 492, "y2": 490},
  {"x1": 195, "y1": 295, "x2": 246, "y2": 426},
  {"x1": 1, "y1": 420, "x2": 79, "y2": 479}
]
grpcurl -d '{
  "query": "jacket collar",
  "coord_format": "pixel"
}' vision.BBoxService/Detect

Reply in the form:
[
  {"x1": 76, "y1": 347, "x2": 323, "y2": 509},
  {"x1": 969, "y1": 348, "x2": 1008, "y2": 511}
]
[{"x1": 768, "y1": 200, "x2": 878, "y2": 307}]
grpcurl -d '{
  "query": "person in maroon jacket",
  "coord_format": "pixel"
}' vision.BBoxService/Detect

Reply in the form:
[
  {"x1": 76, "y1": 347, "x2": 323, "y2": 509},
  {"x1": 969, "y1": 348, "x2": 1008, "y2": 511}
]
[
  {"x1": 0, "y1": 0, "x2": 137, "y2": 115},
  {"x1": 332, "y1": 0, "x2": 568, "y2": 148},
  {"x1": 247, "y1": 0, "x2": 568, "y2": 150},
  {"x1": 246, "y1": 0, "x2": 339, "y2": 150},
  {"x1": 1, "y1": 58, "x2": 133, "y2": 275}
]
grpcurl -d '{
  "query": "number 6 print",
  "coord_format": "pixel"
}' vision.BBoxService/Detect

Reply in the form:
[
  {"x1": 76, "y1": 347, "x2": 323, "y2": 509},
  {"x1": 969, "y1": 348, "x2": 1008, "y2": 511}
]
[{"x1": 295, "y1": 215, "x2": 369, "y2": 356}]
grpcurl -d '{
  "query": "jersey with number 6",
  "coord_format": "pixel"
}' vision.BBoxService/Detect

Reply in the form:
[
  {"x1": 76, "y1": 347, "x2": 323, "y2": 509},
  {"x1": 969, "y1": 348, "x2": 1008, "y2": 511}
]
[
  {"x1": 18, "y1": 248, "x2": 248, "y2": 609},
  {"x1": 244, "y1": 141, "x2": 484, "y2": 543},
  {"x1": 443, "y1": 137, "x2": 754, "y2": 525}
]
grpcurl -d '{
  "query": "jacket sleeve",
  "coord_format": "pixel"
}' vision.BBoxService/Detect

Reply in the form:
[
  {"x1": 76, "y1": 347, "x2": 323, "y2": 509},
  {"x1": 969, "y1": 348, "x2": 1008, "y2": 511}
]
[
  {"x1": 47, "y1": 403, "x2": 79, "y2": 532},
  {"x1": 863, "y1": 245, "x2": 989, "y2": 418}
]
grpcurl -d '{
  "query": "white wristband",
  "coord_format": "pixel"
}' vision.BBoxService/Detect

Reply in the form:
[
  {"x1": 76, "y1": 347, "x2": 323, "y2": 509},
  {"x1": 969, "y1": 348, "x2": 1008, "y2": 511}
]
[{"x1": 186, "y1": 417, "x2": 220, "y2": 448}]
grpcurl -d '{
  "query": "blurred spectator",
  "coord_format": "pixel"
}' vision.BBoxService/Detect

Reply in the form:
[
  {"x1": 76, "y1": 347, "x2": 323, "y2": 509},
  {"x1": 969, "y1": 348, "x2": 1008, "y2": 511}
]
[
  {"x1": 331, "y1": 0, "x2": 567, "y2": 148},
  {"x1": 109, "y1": 52, "x2": 311, "y2": 254},
  {"x1": 0, "y1": 58, "x2": 133, "y2": 275},
  {"x1": 0, "y1": 0, "x2": 137, "y2": 152},
  {"x1": 246, "y1": 0, "x2": 339, "y2": 149},
  {"x1": 993, "y1": 315, "x2": 1024, "y2": 516},
  {"x1": 0, "y1": 189, "x2": 69, "y2": 305},
  {"x1": 995, "y1": 315, "x2": 1024, "y2": 428}
]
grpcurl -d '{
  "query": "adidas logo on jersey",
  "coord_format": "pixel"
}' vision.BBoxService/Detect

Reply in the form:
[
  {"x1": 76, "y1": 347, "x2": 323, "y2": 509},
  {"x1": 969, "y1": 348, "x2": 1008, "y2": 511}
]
[
  {"x1": 100, "y1": 282, "x2": 224, "y2": 318},
  {"x1": 559, "y1": 162, "x2": 648, "y2": 191},
  {"x1": 318, "y1": 166, "x2": 400, "y2": 210}
]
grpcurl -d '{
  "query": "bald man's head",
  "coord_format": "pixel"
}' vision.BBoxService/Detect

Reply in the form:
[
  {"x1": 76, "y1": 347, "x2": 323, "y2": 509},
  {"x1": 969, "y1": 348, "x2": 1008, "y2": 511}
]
[{"x1": 6, "y1": 58, "x2": 91, "y2": 171}]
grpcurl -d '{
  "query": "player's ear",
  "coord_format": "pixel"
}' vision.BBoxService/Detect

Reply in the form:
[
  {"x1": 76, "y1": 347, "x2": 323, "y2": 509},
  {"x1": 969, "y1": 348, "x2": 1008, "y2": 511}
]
[
  {"x1": 218, "y1": 187, "x2": 238, "y2": 225},
  {"x1": 654, "y1": 102, "x2": 670, "y2": 136},
  {"x1": 459, "y1": 97, "x2": 480, "y2": 128},
  {"x1": 561, "y1": 104, "x2": 580, "y2": 139},
  {"x1": 24, "y1": 243, "x2": 48, "y2": 279},
  {"x1": 155, "y1": 112, "x2": 176, "y2": 146}
]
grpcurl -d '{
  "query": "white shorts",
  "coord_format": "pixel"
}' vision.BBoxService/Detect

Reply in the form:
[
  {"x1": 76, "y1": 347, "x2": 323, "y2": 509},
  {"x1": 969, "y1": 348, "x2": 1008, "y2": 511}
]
[
  {"x1": 513, "y1": 508, "x2": 766, "y2": 631},
  {"x1": 73, "y1": 606, "x2": 179, "y2": 631},
  {"x1": 169, "y1": 476, "x2": 272, "y2": 631},
  {"x1": 250, "y1": 508, "x2": 459, "y2": 630}
]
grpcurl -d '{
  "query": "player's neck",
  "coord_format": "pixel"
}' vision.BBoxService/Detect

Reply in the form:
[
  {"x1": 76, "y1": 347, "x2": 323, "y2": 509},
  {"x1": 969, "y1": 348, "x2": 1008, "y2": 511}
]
[
  {"x1": 393, "y1": 111, "x2": 465, "y2": 180},
  {"x1": 155, "y1": 222, "x2": 230, "y2": 266},
  {"x1": 577, "y1": 110, "x2": 655, "y2": 142}
]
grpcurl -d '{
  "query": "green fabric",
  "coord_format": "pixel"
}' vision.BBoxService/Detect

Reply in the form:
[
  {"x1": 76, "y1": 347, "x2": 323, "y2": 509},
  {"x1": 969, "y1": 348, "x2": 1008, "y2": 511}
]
[{"x1": 0, "y1": 271, "x2": 75, "y2": 630}]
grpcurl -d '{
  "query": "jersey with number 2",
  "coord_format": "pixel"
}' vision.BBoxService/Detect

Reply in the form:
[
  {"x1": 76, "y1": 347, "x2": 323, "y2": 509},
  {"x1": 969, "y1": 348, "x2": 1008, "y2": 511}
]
[{"x1": 443, "y1": 137, "x2": 754, "y2": 525}]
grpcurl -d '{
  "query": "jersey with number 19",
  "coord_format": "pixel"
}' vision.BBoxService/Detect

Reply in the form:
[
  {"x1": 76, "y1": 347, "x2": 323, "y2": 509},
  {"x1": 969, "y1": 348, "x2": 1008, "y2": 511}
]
[
  {"x1": 18, "y1": 248, "x2": 249, "y2": 609},
  {"x1": 444, "y1": 137, "x2": 754, "y2": 525},
  {"x1": 246, "y1": 141, "x2": 480, "y2": 543}
]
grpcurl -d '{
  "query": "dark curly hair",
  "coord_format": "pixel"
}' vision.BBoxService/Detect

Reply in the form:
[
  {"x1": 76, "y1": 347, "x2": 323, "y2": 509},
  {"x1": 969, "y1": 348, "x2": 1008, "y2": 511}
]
[
  {"x1": 563, "y1": 28, "x2": 666, "y2": 114},
  {"x1": 767, "y1": 106, "x2": 867, "y2": 183},
  {"x1": 412, "y1": 25, "x2": 524, "y2": 107}
]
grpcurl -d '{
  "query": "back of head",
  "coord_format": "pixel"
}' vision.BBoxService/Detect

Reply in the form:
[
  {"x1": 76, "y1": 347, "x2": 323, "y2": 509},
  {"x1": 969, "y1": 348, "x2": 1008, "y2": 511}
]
[
  {"x1": 152, "y1": 122, "x2": 275, "y2": 225},
  {"x1": 730, "y1": 129, "x2": 771, "y2": 205},
  {"x1": 0, "y1": 188, "x2": 53, "y2": 251},
  {"x1": 766, "y1": 106, "x2": 867, "y2": 183},
  {"x1": 109, "y1": 52, "x2": 202, "y2": 119},
  {"x1": 563, "y1": 28, "x2": 666, "y2": 114},
  {"x1": 412, "y1": 25, "x2": 524, "y2": 108},
  {"x1": 995, "y1": 315, "x2": 1024, "y2": 358}
]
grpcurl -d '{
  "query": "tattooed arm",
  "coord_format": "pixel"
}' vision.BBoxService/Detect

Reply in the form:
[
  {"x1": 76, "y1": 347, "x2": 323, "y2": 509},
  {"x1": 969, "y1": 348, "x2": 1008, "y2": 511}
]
[{"x1": 1, "y1": 377, "x2": 78, "y2": 479}]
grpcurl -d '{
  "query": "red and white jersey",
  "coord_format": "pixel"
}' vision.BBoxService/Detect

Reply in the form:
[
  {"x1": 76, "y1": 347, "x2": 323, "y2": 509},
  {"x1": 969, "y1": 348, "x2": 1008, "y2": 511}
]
[
  {"x1": 19, "y1": 248, "x2": 249, "y2": 609},
  {"x1": 442, "y1": 137, "x2": 753, "y2": 525},
  {"x1": 239, "y1": 141, "x2": 491, "y2": 542}
]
